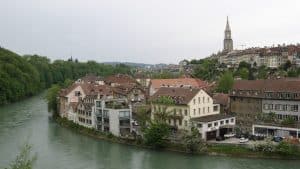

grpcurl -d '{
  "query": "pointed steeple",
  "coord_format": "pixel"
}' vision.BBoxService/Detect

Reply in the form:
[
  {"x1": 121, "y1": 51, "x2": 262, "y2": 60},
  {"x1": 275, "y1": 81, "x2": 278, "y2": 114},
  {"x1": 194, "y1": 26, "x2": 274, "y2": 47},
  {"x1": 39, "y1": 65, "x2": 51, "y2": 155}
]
[
  {"x1": 223, "y1": 16, "x2": 233, "y2": 52},
  {"x1": 225, "y1": 16, "x2": 230, "y2": 31}
]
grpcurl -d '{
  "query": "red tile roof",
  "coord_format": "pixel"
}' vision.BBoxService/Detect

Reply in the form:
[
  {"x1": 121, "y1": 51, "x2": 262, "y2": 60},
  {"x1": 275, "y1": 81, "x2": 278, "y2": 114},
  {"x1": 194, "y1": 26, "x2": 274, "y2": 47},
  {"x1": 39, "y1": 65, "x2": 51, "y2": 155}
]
[
  {"x1": 213, "y1": 93, "x2": 229, "y2": 106},
  {"x1": 105, "y1": 74, "x2": 137, "y2": 85},
  {"x1": 151, "y1": 87, "x2": 200, "y2": 105},
  {"x1": 150, "y1": 78, "x2": 208, "y2": 90}
]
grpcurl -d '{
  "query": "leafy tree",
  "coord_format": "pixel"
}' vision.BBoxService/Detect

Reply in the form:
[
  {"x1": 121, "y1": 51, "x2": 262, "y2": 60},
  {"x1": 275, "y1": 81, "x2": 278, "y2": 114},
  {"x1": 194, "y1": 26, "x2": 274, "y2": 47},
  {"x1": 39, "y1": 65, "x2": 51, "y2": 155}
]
[
  {"x1": 238, "y1": 67, "x2": 249, "y2": 80},
  {"x1": 46, "y1": 85, "x2": 61, "y2": 116},
  {"x1": 193, "y1": 59, "x2": 220, "y2": 81},
  {"x1": 5, "y1": 144, "x2": 37, "y2": 169},
  {"x1": 143, "y1": 122, "x2": 170, "y2": 148},
  {"x1": 216, "y1": 72, "x2": 234, "y2": 93},
  {"x1": 0, "y1": 47, "x2": 133, "y2": 106},
  {"x1": 184, "y1": 127, "x2": 202, "y2": 153},
  {"x1": 238, "y1": 61, "x2": 251, "y2": 70},
  {"x1": 281, "y1": 60, "x2": 292, "y2": 71},
  {"x1": 257, "y1": 66, "x2": 268, "y2": 79}
]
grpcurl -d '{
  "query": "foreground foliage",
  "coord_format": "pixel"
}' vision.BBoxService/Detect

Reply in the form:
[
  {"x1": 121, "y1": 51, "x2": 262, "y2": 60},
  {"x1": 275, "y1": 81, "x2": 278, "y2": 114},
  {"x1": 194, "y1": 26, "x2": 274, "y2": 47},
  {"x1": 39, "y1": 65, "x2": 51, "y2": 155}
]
[{"x1": 5, "y1": 144, "x2": 37, "y2": 169}]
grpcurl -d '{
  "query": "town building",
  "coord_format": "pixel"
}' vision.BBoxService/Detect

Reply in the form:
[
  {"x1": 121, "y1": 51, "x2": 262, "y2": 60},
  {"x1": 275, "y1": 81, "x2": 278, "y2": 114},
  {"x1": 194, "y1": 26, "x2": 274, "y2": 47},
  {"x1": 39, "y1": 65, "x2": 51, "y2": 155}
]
[
  {"x1": 112, "y1": 83, "x2": 147, "y2": 103},
  {"x1": 211, "y1": 17, "x2": 300, "y2": 68},
  {"x1": 94, "y1": 98, "x2": 132, "y2": 137},
  {"x1": 213, "y1": 93, "x2": 229, "y2": 114},
  {"x1": 149, "y1": 78, "x2": 209, "y2": 96},
  {"x1": 75, "y1": 74, "x2": 105, "y2": 85},
  {"x1": 150, "y1": 87, "x2": 235, "y2": 140},
  {"x1": 104, "y1": 74, "x2": 137, "y2": 87},
  {"x1": 230, "y1": 79, "x2": 300, "y2": 138},
  {"x1": 59, "y1": 83, "x2": 113, "y2": 121}
]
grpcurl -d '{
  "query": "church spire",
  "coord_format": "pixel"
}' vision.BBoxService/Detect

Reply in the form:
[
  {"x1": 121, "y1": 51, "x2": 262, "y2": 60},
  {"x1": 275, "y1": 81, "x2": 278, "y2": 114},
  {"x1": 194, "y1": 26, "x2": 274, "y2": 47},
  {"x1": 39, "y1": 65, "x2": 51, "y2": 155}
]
[
  {"x1": 223, "y1": 16, "x2": 233, "y2": 52},
  {"x1": 225, "y1": 16, "x2": 230, "y2": 31}
]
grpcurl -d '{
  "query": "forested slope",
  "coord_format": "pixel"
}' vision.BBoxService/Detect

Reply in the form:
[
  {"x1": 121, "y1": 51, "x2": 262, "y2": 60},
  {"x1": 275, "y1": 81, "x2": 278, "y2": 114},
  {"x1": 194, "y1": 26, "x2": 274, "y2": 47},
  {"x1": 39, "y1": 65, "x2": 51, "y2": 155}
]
[{"x1": 0, "y1": 47, "x2": 131, "y2": 105}]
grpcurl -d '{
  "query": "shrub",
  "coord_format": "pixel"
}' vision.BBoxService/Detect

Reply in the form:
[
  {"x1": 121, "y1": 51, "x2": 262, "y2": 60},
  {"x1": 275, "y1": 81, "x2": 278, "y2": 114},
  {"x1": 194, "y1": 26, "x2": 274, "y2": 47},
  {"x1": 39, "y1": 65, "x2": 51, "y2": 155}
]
[{"x1": 144, "y1": 122, "x2": 170, "y2": 148}]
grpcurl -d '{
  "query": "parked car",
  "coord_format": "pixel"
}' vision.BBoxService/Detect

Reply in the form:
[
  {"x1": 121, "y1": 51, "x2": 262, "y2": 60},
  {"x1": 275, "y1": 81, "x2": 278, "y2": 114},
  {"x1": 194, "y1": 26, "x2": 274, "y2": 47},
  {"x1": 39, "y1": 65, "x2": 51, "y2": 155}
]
[
  {"x1": 272, "y1": 136, "x2": 283, "y2": 142},
  {"x1": 224, "y1": 133, "x2": 235, "y2": 138},
  {"x1": 239, "y1": 137, "x2": 249, "y2": 143}
]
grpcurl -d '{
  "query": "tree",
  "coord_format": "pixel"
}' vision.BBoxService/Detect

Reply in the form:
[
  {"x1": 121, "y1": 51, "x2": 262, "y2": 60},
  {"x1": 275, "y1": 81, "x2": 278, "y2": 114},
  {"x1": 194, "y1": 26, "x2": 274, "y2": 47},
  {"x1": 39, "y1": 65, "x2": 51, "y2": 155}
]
[
  {"x1": 184, "y1": 127, "x2": 203, "y2": 153},
  {"x1": 238, "y1": 67, "x2": 249, "y2": 80},
  {"x1": 143, "y1": 122, "x2": 170, "y2": 148},
  {"x1": 216, "y1": 72, "x2": 234, "y2": 93},
  {"x1": 257, "y1": 65, "x2": 268, "y2": 79},
  {"x1": 281, "y1": 60, "x2": 292, "y2": 71},
  {"x1": 193, "y1": 59, "x2": 220, "y2": 81},
  {"x1": 238, "y1": 61, "x2": 251, "y2": 70},
  {"x1": 46, "y1": 85, "x2": 61, "y2": 116},
  {"x1": 5, "y1": 144, "x2": 37, "y2": 169}
]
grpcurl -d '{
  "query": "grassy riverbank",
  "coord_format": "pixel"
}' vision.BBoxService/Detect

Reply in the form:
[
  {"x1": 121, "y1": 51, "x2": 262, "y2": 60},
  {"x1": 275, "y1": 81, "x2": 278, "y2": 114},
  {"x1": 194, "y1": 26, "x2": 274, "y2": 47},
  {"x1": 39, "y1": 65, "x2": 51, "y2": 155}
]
[{"x1": 55, "y1": 117, "x2": 300, "y2": 159}]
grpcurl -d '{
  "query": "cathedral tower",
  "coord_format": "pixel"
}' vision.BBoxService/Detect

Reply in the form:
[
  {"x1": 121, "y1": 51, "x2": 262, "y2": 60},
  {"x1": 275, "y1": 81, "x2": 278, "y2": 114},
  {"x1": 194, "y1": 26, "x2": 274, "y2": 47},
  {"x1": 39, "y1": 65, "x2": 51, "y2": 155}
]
[{"x1": 223, "y1": 16, "x2": 233, "y2": 52}]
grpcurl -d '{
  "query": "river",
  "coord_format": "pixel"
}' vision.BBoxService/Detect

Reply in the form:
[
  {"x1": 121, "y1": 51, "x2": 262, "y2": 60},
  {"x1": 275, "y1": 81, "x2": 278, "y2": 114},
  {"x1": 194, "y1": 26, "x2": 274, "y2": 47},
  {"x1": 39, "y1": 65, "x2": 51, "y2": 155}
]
[{"x1": 0, "y1": 93, "x2": 299, "y2": 169}]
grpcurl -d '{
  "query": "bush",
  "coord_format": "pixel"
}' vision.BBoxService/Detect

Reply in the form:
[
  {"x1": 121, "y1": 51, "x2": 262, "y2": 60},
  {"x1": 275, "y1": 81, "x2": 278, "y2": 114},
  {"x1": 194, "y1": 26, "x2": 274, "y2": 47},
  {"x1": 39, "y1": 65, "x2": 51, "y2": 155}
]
[{"x1": 144, "y1": 122, "x2": 170, "y2": 148}]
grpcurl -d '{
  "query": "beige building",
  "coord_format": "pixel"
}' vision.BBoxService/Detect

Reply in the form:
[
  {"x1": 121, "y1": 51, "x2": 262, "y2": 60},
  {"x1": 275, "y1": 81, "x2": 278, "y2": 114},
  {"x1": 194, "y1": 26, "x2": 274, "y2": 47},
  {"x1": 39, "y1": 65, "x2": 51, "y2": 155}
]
[{"x1": 150, "y1": 88, "x2": 235, "y2": 140}]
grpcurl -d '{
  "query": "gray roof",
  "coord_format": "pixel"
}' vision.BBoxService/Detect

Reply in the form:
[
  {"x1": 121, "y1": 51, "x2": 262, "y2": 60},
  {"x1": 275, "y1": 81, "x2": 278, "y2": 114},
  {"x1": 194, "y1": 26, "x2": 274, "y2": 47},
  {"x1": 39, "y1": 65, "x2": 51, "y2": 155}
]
[{"x1": 190, "y1": 114, "x2": 234, "y2": 123}]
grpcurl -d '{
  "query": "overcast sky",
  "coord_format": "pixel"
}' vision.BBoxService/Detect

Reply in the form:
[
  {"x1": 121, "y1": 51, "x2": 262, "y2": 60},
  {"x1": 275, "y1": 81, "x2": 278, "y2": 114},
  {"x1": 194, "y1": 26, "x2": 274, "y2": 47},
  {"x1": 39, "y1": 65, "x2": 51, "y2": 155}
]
[{"x1": 1, "y1": 0, "x2": 300, "y2": 64}]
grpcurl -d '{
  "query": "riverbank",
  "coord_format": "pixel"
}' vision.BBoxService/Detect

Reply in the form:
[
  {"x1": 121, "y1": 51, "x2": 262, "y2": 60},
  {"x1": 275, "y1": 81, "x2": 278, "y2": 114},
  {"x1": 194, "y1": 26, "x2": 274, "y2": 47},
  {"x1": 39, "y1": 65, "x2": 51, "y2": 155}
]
[{"x1": 55, "y1": 116, "x2": 300, "y2": 160}]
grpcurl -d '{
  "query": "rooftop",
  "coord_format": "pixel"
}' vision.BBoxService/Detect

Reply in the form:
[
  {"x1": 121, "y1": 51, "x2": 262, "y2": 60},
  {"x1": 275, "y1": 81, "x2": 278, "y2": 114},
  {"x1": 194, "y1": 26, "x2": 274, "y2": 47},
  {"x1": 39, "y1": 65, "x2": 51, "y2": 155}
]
[
  {"x1": 151, "y1": 87, "x2": 200, "y2": 105},
  {"x1": 190, "y1": 114, "x2": 235, "y2": 123},
  {"x1": 150, "y1": 78, "x2": 208, "y2": 90}
]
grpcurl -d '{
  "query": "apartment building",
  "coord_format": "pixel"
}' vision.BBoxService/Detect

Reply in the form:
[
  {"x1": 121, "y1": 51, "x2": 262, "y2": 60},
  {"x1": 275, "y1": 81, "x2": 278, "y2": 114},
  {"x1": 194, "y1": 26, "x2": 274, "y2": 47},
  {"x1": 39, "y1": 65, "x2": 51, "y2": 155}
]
[
  {"x1": 94, "y1": 99, "x2": 132, "y2": 137},
  {"x1": 230, "y1": 79, "x2": 300, "y2": 138}
]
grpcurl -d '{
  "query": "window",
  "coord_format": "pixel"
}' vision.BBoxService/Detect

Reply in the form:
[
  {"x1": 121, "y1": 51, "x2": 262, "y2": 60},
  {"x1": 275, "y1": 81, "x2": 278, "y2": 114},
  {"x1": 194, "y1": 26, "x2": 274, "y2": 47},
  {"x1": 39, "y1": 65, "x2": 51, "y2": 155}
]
[
  {"x1": 198, "y1": 108, "x2": 201, "y2": 115},
  {"x1": 207, "y1": 107, "x2": 210, "y2": 113},
  {"x1": 220, "y1": 121, "x2": 224, "y2": 125},
  {"x1": 275, "y1": 104, "x2": 280, "y2": 110},
  {"x1": 213, "y1": 105, "x2": 218, "y2": 112},
  {"x1": 119, "y1": 111, "x2": 130, "y2": 118},
  {"x1": 226, "y1": 120, "x2": 229, "y2": 124},
  {"x1": 179, "y1": 120, "x2": 182, "y2": 126},
  {"x1": 264, "y1": 104, "x2": 268, "y2": 110},
  {"x1": 96, "y1": 101, "x2": 101, "y2": 107},
  {"x1": 207, "y1": 97, "x2": 210, "y2": 103},
  {"x1": 184, "y1": 120, "x2": 188, "y2": 126},
  {"x1": 268, "y1": 104, "x2": 273, "y2": 110},
  {"x1": 291, "y1": 105, "x2": 298, "y2": 112},
  {"x1": 193, "y1": 109, "x2": 196, "y2": 115},
  {"x1": 230, "y1": 118, "x2": 234, "y2": 123},
  {"x1": 179, "y1": 109, "x2": 182, "y2": 116},
  {"x1": 283, "y1": 105, "x2": 288, "y2": 111},
  {"x1": 208, "y1": 123, "x2": 212, "y2": 127},
  {"x1": 198, "y1": 97, "x2": 200, "y2": 104},
  {"x1": 75, "y1": 91, "x2": 81, "y2": 96},
  {"x1": 214, "y1": 122, "x2": 218, "y2": 126},
  {"x1": 193, "y1": 99, "x2": 196, "y2": 105},
  {"x1": 168, "y1": 119, "x2": 171, "y2": 124},
  {"x1": 197, "y1": 123, "x2": 202, "y2": 128},
  {"x1": 184, "y1": 109, "x2": 188, "y2": 116},
  {"x1": 203, "y1": 97, "x2": 205, "y2": 103},
  {"x1": 203, "y1": 107, "x2": 205, "y2": 114}
]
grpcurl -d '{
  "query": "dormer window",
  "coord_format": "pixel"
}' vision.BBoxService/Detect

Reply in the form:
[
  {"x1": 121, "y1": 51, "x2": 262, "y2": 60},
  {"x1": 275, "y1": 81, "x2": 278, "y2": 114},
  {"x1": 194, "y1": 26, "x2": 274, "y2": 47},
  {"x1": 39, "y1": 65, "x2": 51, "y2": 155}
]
[{"x1": 75, "y1": 91, "x2": 81, "y2": 96}]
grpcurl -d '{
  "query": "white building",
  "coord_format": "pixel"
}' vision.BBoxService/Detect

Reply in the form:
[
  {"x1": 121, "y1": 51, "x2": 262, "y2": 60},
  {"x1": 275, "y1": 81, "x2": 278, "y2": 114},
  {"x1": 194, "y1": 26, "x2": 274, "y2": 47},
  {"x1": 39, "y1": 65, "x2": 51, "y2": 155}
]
[
  {"x1": 94, "y1": 99, "x2": 133, "y2": 137},
  {"x1": 150, "y1": 87, "x2": 235, "y2": 140}
]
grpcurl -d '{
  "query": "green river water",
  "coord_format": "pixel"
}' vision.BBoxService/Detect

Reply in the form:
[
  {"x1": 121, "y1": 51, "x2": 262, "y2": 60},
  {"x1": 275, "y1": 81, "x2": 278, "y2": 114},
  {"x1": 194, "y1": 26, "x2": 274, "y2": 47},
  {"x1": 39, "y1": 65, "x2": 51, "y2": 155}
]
[{"x1": 0, "y1": 93, "x2": 299, "y2": 169}]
